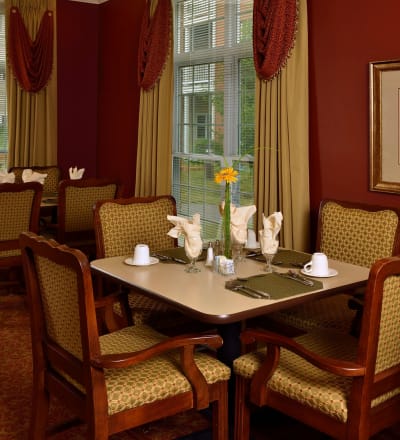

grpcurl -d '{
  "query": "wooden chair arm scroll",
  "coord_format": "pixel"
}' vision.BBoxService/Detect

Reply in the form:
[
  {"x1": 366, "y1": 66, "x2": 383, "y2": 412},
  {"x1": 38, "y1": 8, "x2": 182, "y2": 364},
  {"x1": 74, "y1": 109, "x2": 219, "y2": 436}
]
[
  {"x1": 91, "y1": 333, "x2": 223, "y2": 409},
  {"x1": 241, "y1": 328, "x2": 366, "y2": 406}
]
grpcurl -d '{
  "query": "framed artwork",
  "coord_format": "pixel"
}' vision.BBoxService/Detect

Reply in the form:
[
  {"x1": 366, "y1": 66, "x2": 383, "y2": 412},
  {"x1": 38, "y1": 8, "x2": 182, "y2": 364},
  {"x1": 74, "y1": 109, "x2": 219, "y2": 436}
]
[{"x1": 370, "y1": 59, "x2": 400, "y2": 194}]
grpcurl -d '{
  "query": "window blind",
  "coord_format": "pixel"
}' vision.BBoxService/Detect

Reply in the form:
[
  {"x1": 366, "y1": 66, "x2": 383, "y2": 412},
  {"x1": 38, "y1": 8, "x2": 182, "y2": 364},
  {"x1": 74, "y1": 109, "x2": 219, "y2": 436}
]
[{"x1": 172, "y1": 0, "x2": 255, "y2": 241}]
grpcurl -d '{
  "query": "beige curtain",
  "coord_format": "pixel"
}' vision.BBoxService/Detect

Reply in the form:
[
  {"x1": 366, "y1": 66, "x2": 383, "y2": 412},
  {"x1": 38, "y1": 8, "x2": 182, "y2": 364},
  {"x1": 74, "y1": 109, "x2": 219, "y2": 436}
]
[
  {"x1": 135, "y1": 0, "x2": 173, "y2": 197},
  {"x1": 255, "y1": 0, "x2": 309, "y2": 252},
  {"x1": 5, "y1": 0, "x2": 57, "y2": 168}
]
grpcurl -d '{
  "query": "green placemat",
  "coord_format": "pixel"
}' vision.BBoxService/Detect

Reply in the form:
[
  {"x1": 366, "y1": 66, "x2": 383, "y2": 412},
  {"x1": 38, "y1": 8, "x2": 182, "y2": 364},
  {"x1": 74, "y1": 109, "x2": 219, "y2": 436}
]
[
  {"x1": 154, "y1": 247, "x2": 207, "y2": 263},
  {"x1": 242, "y1": 272, "x2": 323, "y2": 300},
  {"x1": 247, "y1": 248, "x2": 311, "y2": 268}
]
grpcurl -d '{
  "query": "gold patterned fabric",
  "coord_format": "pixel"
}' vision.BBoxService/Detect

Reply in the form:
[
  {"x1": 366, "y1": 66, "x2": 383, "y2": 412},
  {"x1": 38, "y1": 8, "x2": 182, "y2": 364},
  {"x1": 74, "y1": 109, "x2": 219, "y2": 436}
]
[
  {"x1": 36, "y1": 255, "x2": 83, "y2": 359},
  {"x1": 65, "y1": 184, "x2": 117, "y2": 232},
  {"x1": 271, "y1": 201, "x2": 400, "y2": 333},
  {"x1": 100, "y1": 325, "x2": 231, "y2": 415},
  {"x1": 319, "y1": 201, "x2": 399, "y2": 267},
  {"x1": 10, "y1": 166, "x2": 60, "y2": 194},
  {"x1": 234, "y1": 330, "x2": 356, "y2": 422},
  {"x1": 97, "y1": 197, "x2": 178, "y2": 325},
  {"x1": 0, "y1": 188, "x2": 35, "y2": 258},
  {"x1": 234, "y1": 271, "x2": 400, "y2": 422},
  {"x1": 98, "y1": 197, "x2": 176, "y2": 257}
]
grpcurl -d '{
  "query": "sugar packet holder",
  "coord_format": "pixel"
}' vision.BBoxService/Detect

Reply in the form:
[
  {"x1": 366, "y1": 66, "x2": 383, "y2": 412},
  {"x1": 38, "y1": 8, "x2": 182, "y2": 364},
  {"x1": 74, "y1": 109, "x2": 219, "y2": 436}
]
[{"x1": 214, "y1": 255, "x2": 235, "y2": 275}]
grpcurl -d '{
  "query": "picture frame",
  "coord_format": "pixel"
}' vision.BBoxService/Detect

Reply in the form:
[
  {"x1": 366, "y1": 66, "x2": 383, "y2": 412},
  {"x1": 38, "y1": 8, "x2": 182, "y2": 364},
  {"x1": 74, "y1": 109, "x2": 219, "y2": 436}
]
[{"x1": 370, "y1": 59, "x2": 400, "y2": 194}]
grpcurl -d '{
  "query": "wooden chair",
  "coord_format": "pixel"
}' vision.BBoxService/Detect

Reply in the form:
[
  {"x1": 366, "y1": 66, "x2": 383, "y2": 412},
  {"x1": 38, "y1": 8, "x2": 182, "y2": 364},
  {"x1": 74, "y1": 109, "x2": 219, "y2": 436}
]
[
  {"x1": 56, "y1": 178, "x2": 123, "y2": 259},
  {"x1": 93, "y1": 195, "x2": 204, "y2": 333},
  {"x1": 233, "y1": 255, "x2": 400, "y2": 440},
  {"x1": 264, "y1": 199, "x2": 400, "y2": 335},
  {"x1": 0, "y1": 182, "x2": 42, "y2": 293},
  {"x1": 20, "y1": 231, "x2": 230, "y2": 440},
  {"x1": 9, "y1": 165, "x2": 61, "y2": 194}
]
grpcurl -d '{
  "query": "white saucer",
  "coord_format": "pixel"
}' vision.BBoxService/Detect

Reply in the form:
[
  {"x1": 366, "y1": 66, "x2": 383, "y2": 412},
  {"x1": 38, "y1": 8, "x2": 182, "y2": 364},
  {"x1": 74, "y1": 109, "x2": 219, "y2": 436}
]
[
  {"x1": 124, "y1": 257, "x2": 159, "y2": 266},
  {"x1": 300, "y1": 268, "x2": 338, "y2": 278}
]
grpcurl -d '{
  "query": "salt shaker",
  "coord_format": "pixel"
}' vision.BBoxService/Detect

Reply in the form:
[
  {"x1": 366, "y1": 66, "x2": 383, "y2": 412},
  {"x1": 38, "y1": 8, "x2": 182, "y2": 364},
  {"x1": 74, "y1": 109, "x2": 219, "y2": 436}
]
[{"x1": 205, "y1": 242, "x2": 214, "y2": 266}]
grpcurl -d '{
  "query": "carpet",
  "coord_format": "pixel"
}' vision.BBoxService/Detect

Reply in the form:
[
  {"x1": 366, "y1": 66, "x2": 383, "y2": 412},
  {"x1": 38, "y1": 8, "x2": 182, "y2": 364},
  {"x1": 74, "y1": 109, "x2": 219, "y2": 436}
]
[{"x1": 0, "y1": 294, "x2": 211, "y2": 440}]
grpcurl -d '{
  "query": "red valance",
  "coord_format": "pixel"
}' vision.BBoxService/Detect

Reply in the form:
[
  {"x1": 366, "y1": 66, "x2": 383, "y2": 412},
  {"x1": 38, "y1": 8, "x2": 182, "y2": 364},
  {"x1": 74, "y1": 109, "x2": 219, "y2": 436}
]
[
  {"x1": 253, "y1": 0, "x2": 298, "y2": 81},
  {"x1": 8, "y1": 7, "x2": 54, "y2": 93},
  {"x1": 137, "y1": 0, "x2": 172, "y2": 91}
]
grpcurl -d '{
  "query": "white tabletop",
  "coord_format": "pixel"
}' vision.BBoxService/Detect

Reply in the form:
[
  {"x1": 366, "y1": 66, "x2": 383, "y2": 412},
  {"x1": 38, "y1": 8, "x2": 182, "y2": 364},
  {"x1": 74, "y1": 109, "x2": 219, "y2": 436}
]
[{"x1": 90, "y1": 256, "x2": 370, "y2": 325}]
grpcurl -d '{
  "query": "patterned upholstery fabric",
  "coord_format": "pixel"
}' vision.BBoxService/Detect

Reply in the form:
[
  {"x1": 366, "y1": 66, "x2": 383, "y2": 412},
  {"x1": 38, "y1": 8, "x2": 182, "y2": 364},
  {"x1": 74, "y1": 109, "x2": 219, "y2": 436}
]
[
  {"x1": 30, "y1": 236, "x2": 231, "y2": 419},
  {"x1": 65, "y1": 184, "x2": 118, "y2": 232},
  {"x1": 234, "y1": 271, "x2": 400, "y2": 422},
  {"x1": 98, "y1": 198, "x2": 176, "y2": 257},
  {"x1": 319, "y1": 201, "x2": 398, "y2": 267},
  {"x1": 100, "y1": 325, "x2": 231, "y2": 415},
  {"x1": 97, "y1": 197, "x2": 178, "y2": 325},
  {"x1": 0, "y1": 189, "x2": 35, "y2": 258},
  {"x1": 36, "y1": 255, "x2": 83, "y2": 360},
  {"x1": 271, "y1": 201, "x2": 400, "y2": 333},
  {"x1": 11, "y1": 166, "x2": 60, "y2": 194}
]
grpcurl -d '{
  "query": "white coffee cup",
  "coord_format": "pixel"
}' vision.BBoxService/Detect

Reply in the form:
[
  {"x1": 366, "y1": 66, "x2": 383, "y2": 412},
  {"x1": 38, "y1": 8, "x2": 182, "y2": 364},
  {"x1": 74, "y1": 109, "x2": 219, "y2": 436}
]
[
  {"x1": 303, "y1": 252, "x2": 329, "y2": 276},
  {"x1": 132, "y1": 244, "x2": 150, "y2": 265}
]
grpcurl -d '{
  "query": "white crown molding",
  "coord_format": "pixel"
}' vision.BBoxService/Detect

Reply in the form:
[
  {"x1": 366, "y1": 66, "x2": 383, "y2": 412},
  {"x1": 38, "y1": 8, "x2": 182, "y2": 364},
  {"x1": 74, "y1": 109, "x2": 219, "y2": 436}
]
[{"x1": 69, "y1": 0, "x2": 110, "y2": 4}]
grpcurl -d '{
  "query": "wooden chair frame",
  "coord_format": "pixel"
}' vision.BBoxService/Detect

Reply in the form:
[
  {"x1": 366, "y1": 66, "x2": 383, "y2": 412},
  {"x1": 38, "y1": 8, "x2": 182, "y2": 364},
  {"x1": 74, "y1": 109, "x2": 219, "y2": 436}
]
[
  {"x1": 20, "y1": 232, "x2": 229, "y2": 440},
  {"x1": 234, "y1": 256, "x2": 400, "y2": 440}
]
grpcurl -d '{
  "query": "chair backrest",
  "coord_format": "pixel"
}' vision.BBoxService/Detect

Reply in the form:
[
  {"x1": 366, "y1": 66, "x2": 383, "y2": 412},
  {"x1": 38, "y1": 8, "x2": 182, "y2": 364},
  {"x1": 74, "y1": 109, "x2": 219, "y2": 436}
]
[
  {"x1": 20, "y1": 231, "x2": 100, "y2": 394},
  {"x1": 94, "y1": 195, "x2": 177, "y2": 258},
  {"x1": 0, "y1": 182, "x2": 42, "y2": 263},
  {"x1": 10, "y1": 166, "x2": 61, "y2": 194},
  {"x1": 316, "y1": 199, "x2": 400, "y2": 267},
  {"x1": 57, "y1": 178, "x2": 123, "y2": 244},
  {"x1": 353, "y1": 256, "x2": 400, "y2": 415}
]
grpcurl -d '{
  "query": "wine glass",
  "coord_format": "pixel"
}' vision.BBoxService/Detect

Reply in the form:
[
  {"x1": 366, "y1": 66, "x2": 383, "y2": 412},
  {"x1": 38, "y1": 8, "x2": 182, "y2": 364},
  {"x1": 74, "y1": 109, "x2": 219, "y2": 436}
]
[
  {"x1": 184, "y1": 237, "x2": 202, "y2": 273},
  {"x1": 260, "y1": 235, "x2": 278, "y2": 273}
]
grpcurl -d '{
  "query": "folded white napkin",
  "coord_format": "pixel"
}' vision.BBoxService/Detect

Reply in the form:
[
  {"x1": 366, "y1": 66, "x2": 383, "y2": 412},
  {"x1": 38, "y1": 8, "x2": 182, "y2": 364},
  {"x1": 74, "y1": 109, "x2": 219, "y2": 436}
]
[
  {"x1": 69, "y1": 166, "x2": 85, "y2": 180},
  {"x1": 167, "y1": 213, "x2": 203, "y2": 259},
  {"x1": 229, "y1": 204, "x2": 257, "y2": 244},
  {"x1": 0, "y1": 171, "x2": 15, "y2": 183},
  {"x1": 259, "y1": 212, "x2": 283, "y2": 254},
  {"x1": 22, "y1": 169, "x2": 47, "y2": 185}
]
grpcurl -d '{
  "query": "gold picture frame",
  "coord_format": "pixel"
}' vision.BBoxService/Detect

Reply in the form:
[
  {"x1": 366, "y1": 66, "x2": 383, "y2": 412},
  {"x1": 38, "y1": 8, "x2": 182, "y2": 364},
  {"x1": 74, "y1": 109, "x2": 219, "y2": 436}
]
[{"x1": 370, "y1": 59, "x2": 400, "y2": 194}]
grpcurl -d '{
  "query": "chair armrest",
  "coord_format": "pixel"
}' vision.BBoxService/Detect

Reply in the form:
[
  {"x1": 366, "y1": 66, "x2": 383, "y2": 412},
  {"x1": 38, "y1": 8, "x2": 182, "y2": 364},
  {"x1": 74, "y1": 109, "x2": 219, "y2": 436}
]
[
  {"x1": 241, "y1": 328, "x2": 365, "y2": 377},
  {"x1": 241, "y1": 327, "x2": 365, "y2": 407},
  {"x1": 92, "y1": 332, "x2": 223, "y2": 369},
  {"x1": 91, "y1": 332, "x2": 224, "y2": 409}
]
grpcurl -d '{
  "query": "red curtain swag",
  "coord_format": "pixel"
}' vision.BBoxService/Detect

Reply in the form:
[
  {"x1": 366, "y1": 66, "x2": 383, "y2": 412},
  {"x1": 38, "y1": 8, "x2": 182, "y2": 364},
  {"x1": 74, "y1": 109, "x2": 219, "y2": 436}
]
[
  {"x1": 253, "y1": 0, "x2": 298, "y2": 81},
  {"x1": 138, "y1": 0, "x2": 172, "y2": 91},
  {"x1": 8, "y1": 7, "x2": 54, "y2": 93}
]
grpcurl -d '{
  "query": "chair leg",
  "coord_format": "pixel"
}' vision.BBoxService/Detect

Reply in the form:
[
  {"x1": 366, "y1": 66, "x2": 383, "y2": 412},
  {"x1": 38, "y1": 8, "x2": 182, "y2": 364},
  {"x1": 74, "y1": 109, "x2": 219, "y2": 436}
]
[
  {"x1": 29, "y1": 376, "x2": 50, "y2": 440},
  {"x1": 234, "y1": 376, "x2": 251, "y2": 440},
  {"x1": 211, "y1": 381, "x2": 229, "y2": 440}
]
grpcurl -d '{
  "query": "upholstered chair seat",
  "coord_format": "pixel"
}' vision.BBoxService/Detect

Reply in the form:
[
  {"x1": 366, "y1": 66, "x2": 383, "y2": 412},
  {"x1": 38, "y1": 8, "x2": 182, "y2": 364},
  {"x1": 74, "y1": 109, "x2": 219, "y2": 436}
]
[
  {"x1": 233, "y1": 255, "x2": 400, "y2": 440},
  {"x1": 20, "y1": 232, "x2": 230, "y2": 440}
]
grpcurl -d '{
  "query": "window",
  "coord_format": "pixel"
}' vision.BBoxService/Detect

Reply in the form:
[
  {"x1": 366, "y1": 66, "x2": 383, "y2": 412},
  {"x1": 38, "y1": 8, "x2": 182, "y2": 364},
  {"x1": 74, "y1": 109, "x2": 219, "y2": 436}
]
[
  {"x1": 0, "y1": 7, "x2": 7, "y2": 171},
  {"x1": 172, "y1": 0, "x2": 255, "y2": 240}
]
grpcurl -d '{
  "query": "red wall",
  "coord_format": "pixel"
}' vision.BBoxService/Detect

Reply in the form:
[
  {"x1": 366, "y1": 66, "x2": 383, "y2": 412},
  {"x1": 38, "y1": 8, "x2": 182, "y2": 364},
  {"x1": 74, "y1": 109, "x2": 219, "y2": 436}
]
[
  {"x1": 57, "y1": 1, "x2": 400, "y2": 239},
  {"x1": 97, "y1": 0, "x2": 145, "y2": 196},
  {"x1": 57, "y1": 0, "x2": 100, "y2": 179},
  {"x1": 308, "y1": 0, "x2": 400, "y2": 214},
  {"x1": 57, "y1": 0, "x2": 144, "y2": 194}
]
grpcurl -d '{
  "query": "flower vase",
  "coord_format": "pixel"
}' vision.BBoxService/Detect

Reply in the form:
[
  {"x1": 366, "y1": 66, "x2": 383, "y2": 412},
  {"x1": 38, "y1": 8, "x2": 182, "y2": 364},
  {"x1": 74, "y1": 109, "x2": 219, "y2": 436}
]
[{"x1": 222, "y1": 182, "x2": 232, "y2": 259}]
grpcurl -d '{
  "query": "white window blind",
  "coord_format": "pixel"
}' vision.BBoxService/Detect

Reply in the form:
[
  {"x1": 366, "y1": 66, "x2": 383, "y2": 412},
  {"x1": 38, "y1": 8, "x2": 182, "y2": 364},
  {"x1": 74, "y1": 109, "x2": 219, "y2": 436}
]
[
  {"x1": 0, "y1": 6, "x2": 7, "y2": 171},
  {"x1": 172, "y1": 0, "x2": 255, "y2": 241}
]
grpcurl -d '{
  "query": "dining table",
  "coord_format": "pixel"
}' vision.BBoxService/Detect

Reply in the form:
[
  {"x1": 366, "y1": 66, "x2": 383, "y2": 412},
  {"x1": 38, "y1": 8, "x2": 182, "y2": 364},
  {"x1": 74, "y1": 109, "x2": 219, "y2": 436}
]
[{"x1": 90, "y1": 248, "x2": 370, "y2": 367}]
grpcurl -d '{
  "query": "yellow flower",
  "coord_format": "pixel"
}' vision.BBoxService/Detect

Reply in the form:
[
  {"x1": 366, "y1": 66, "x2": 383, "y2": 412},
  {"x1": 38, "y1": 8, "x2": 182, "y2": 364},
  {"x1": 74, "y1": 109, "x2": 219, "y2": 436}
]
[{"x1": 214, "y1": 167, "x2": 239, "y2": 184}]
